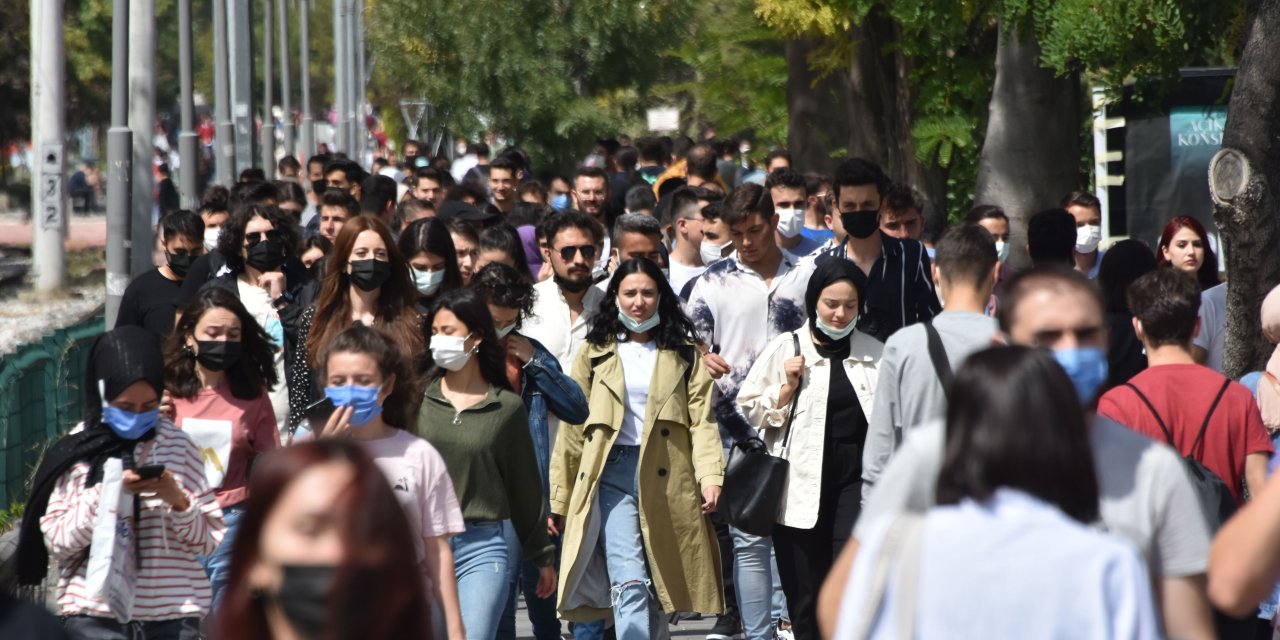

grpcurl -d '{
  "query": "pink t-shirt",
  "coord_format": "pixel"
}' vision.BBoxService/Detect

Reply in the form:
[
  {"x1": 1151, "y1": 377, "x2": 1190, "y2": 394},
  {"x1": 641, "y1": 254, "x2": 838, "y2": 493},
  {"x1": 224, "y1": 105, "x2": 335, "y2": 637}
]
[
  {"x1": 172, "y1": 385, "x2": 279, "y2": 508},
  {"x1": 358, "y1": 430, "x2": 466, "y2": 588}
]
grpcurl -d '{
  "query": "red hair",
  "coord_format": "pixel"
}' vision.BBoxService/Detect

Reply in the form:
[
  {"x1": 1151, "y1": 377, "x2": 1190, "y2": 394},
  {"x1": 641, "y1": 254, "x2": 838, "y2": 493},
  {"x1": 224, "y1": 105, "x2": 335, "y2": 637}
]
[
  {"x1": 306, "y1": 214, "x2": 424, "y2": 368},
  {"x1": 1155, "y1": 215, "x2": 1219, "y2": 290},
  {"x1": 213, "y1": 441, "x2": 432, "y2": 640}
]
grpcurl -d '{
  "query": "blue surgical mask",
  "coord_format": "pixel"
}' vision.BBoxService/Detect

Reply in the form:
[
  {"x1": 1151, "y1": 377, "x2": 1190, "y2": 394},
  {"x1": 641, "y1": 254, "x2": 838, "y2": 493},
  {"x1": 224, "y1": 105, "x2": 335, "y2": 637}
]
[
  {"x1": 102, "y1": 405, "x2": 160, "y2": 440},
  {"x1": 815, "y1": 316, "x2": 857, "y2": 341},
  {"x1": 618, "y1": 309, "x2": 660, "y2": 334},
  {"x1": 551, "y1": 194, "x2": 572, "y2": 212},
  {"x1": 1053, "y1": 347, "x2": 1109, "y2": 405},
  {"x1": 411, "y1": 267, "x2": 445, "y2": 296},
  {"x1": 324, "y1": 385, "x2": 384, "y2": 427}
]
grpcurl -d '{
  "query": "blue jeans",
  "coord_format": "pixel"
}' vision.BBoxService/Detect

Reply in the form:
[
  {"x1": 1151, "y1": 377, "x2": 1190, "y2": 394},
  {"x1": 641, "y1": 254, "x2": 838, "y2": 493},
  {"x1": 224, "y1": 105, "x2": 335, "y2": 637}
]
[
  {"x1": 599, "y1": 445, "x2": 653, "y2": 640},
  {"x1": 197, "y1": 504, "x2": 243, "y2": 610},
  {"x1": 724, "y1": 447, "x2": 777, "y2": 640},
  {"x1": 63, "y1": 615, "x2": 200, "y2": 640},
  {"x1": 451, "y1": 520, "x2": 519, "y2": 640}
]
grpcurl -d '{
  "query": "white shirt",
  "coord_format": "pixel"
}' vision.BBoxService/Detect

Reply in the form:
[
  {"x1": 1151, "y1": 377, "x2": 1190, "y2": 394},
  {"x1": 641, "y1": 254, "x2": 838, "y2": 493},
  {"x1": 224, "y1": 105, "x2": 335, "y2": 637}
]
[
  {"x1": 856, "y1": 417, "x2": 1211, "y2": 582},
  {"x1": 522, "y1": 277, "x2": 606, "y2": 373},
  {"x1": 617, "y1": 339, "x2": 658, "y2": 446},
  {"x1": 668, "y1": 259, "x2": 706, "y2": 298},
  {"x1": 1193, "y1": 282, "x2": 1226, "y2": 373},
  {"x1": 838, "y1": 489, "x2": 1159, "y2": 639}
]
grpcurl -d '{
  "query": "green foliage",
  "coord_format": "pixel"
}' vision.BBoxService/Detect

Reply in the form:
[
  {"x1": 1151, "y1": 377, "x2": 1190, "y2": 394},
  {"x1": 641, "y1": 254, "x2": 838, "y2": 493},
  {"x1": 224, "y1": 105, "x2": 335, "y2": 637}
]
[
  {"x1": 0, "y1": 501, "x2": 23, "y2": 533},
  {"x1": 368, "y1": 0, "x2": 694, "y2": 171},
  {"x1": 656, "y1": 0, "x2": 789, "y2": 147}
]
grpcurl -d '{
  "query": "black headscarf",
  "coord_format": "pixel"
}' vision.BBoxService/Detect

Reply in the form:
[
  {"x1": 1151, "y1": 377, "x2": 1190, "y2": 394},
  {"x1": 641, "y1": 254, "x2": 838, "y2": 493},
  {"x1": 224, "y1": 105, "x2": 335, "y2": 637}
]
[
  {"x1": 805, "y1": 259, "x2": 869, "y2": 359},
  {"x1": 16, "y1": 326, "x2": 165, "y2": 585}
]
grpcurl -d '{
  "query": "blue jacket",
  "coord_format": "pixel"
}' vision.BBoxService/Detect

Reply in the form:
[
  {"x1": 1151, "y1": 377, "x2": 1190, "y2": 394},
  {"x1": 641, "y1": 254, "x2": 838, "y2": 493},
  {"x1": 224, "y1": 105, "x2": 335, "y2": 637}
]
[{"x1": 520, "y1": 336, "x2": 589, "y2": 498}]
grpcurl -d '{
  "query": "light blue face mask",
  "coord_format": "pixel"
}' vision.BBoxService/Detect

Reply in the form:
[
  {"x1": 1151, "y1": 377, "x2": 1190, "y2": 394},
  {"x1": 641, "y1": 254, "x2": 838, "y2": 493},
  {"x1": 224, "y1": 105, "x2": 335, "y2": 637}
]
[
  {"x1": 551, "y1": 194, "x2": 572, "y2": 212},
  {"x1": 411, "y1": 267, "x2": 445, "y2": 296},
  {"x1": 324, "y1": 384, "x2": 384, "y2": 427},
  {"x1": 815, "y1": 316, "x2": 857, "y2": 341},
  {"x1": 102, "y1": 405, "x2": 160, "y2": 440},
  {"x1": 1053, "y1": 347, "x2": 1109, "y2": 404},
  {"x1": 618, "y1": 310, "x2": 660, "y2": 334}
]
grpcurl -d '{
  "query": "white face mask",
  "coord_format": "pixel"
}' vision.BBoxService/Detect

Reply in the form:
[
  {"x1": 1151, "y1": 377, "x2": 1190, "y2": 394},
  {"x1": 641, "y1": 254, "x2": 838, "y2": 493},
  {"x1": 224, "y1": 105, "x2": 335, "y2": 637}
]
[
  {"x1": 775, "y1": 208, "x2": 805, "y2": 239},
  {"x1": 412, "y1": 267, "x2": 445, "y2": 296},
  {"x1": 204, "y1": 227, "x2": 221, "y2": 252},
  {"x1": 700, "y1": 240, "x2": 732, "y2": 266},
  {"x1": 1075, "y1": 224, "x2": 1102, "y2": 254},
  {"x1": 495, "y1": 322, "x2": 516, "y2": 339},
  {"x1": 995, "y1": 240, "x2": 1009, "y2": 263},
  {"x1": 430, "y1": 332, "x2": 475, "y2": 371}
]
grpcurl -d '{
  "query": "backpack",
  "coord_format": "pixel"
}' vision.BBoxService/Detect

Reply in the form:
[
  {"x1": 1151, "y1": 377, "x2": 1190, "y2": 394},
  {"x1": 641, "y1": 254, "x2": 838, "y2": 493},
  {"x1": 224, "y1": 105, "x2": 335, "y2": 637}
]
[{"x1": 1123, "y1": 378, "x2": 1237, "y2": 531}]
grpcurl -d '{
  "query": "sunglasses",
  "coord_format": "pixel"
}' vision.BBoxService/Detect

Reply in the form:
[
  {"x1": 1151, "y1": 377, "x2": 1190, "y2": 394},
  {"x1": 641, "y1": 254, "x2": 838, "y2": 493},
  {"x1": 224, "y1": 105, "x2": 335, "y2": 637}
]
[
  {"x1": 245, "y1": 229, "x2": 283, "y2": 245},
  {"x1": 555, "y1": 245, "x2": 597, "y2": 262}
]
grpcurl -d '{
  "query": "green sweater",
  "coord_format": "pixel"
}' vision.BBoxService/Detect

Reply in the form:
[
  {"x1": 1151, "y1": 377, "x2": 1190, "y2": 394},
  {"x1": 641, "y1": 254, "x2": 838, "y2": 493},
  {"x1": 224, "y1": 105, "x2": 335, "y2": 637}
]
[{"x1": 417, "y1": 378, "x2": 554, "y2": 566}]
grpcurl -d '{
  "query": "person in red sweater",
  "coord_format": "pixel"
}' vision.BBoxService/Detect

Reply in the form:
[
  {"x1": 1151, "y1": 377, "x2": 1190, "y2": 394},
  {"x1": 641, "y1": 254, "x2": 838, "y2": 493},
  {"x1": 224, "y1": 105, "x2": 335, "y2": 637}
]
[
  {"x1": 166, "y1": 286, "x2": 280, "y2": 608},
  {"x1": 1098, "y1": 269, "x2": 1272, "y2": 505}
]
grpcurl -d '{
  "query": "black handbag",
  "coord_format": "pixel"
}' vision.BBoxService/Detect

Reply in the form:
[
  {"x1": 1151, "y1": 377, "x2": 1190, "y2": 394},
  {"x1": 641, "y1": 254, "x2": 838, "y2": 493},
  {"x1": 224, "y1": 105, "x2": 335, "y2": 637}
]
[{"x1": 721, "y1": 333, "x2": 801, "y2": 537}]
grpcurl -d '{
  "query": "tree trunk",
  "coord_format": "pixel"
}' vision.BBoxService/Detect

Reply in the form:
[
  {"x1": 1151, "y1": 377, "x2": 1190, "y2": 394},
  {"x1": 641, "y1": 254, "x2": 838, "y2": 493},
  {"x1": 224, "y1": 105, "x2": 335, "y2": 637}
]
[
  {"x1": 1210, "y1": 0, "x2": 1280, "y2": 378},
  {"x1": 785, "y1": 38, "x2": 851, "y2": 175},
  {"x1": 974, "y1": 24, "x2": 1080, "y2": 269},
  {"x1": 844, "y1": 7, "x2": 946, "y2": 212}
]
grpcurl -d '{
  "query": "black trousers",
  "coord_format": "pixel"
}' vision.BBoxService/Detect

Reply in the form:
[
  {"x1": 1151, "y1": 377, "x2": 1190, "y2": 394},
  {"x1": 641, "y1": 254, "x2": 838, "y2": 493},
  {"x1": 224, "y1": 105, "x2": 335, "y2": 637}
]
[{"x1": 772, "y1": 437, "x2": 863, "y2": 640}]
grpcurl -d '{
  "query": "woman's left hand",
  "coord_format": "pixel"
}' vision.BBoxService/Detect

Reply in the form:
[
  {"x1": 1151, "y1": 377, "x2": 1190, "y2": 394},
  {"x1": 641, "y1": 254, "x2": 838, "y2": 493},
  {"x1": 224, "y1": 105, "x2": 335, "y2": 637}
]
[
  {"x1": 535, "y1": 565, "x2": 558, "y2": 599},
  {"x1": 701, "y1": 485, "x2": 721, "y2": 514},
  {"x1": 506, "y1": 335, "x2": 535, "y2": 364}
]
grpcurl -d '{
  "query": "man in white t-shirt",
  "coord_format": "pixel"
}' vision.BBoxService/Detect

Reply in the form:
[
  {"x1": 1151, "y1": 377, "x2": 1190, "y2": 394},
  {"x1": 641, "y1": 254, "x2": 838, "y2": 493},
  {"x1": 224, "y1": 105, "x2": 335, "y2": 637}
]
[
  {"x1": 820, "y1": 267, "x2": 1215, "y2": 640},
  {"x1": 662, "y1": 187, "x2": 711, "y2": 296},
  {"x1": 522, "y1": 211, "x2": 606, "y2": 373},
  {"x1": 1192, "y1": 281, "x2": 1226, "y2": 372}
]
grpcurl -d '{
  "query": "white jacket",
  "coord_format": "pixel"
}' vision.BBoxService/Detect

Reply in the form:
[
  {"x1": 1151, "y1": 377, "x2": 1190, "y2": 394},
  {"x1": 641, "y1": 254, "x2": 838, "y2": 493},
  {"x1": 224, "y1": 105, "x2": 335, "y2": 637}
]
[{"x1": 737, "y1": 328, "x2": 881, "y2": 528}]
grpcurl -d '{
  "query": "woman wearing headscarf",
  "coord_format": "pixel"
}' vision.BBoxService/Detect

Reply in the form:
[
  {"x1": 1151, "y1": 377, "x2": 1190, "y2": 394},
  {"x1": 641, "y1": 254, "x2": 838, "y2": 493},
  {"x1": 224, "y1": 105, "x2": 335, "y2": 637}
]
[
  {"x1": 17, "y1": 326, "x2": 225, "y2": 639},
  {"x1": 736, "y1": 258, "x2": 883, "y2": 640}
]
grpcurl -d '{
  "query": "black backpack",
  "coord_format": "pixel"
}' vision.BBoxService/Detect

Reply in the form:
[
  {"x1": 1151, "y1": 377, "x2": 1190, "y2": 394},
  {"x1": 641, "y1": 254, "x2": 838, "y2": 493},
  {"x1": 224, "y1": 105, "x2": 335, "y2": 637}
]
[{"x1": 1123, "y1": 378, "x2": 1237, "y2": 531}]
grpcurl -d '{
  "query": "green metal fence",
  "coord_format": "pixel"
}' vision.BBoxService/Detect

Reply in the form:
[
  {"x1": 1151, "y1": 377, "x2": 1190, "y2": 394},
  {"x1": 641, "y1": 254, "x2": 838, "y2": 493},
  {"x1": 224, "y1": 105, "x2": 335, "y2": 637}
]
[{"x1": 0, "y1": 314, "x2": 105, "y2": 506}]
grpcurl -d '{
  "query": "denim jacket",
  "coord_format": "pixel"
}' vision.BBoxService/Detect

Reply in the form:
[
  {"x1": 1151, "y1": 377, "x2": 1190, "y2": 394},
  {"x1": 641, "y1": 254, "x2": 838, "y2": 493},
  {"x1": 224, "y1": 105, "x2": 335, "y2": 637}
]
[{"x1": 520, "y1": 336, "x2": 589, "y2": 499}]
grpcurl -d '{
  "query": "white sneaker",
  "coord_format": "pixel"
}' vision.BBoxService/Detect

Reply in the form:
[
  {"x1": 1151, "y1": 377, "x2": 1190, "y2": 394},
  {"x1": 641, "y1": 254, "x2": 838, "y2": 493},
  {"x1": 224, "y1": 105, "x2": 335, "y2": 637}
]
[{"x1": 775, "y1": 623, "x2": 795, "y2": 640}]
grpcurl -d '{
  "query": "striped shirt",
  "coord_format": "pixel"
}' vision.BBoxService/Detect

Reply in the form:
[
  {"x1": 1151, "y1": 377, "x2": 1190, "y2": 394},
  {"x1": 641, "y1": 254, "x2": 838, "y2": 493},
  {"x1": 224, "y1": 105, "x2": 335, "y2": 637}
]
[
  {"x1": 815, "y1": 234, "x2": 941, "y2": 342},
  {"x1": 40, "y1": 421, "x2": 225, "y2": 621}
]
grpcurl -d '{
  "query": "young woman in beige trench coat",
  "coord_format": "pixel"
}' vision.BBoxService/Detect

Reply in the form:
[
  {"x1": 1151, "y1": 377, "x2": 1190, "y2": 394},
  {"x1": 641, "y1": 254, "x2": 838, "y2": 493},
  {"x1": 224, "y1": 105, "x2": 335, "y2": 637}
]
[{"x1": 549, "y1": 259, "x2": 725, "y2": 639}]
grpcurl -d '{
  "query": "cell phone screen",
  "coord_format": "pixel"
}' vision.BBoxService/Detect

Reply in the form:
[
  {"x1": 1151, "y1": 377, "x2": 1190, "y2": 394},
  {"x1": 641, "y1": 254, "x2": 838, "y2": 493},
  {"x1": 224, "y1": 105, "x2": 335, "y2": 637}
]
[
  {"x1": 136, "y1": 464, "x2": 166, "y2": 479},
  {"x1": 305, "y1": 397, "x2": 336, "y2": 428}
]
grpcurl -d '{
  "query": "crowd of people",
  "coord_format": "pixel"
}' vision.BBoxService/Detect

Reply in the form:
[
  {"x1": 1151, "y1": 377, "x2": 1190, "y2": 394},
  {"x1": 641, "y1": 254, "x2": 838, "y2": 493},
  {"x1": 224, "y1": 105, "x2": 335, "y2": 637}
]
[{"x1": 11, "y1": 132, "x2": 1280, "y2": 640}]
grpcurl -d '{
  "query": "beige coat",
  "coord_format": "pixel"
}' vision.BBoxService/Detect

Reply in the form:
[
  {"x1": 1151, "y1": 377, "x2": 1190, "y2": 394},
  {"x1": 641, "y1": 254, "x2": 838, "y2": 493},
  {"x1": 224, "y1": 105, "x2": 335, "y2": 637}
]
[{"x1": 549, "y1": 340, "x2": 725, "y2": 622}]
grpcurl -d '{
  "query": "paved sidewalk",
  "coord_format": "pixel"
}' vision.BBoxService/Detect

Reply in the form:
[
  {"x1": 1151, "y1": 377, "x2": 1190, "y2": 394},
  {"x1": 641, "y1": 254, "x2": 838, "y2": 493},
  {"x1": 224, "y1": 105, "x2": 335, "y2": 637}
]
[{"x1": 0, "y1": 214, "x2": 107, "y2": 250}]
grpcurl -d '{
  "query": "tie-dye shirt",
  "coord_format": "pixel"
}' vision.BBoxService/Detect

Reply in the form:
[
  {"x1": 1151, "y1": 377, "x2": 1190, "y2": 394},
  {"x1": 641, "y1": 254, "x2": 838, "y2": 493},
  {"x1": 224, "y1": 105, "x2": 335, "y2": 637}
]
[{"x1": 684, "y1": 249, "x2": 812, "y2": 445}]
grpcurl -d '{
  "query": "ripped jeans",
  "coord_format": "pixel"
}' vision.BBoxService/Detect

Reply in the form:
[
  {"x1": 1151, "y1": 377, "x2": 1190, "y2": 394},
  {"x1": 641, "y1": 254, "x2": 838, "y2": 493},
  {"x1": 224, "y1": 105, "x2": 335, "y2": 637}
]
[{"x1": 599, "y1": 444, "x2": 654, "y2": 640}]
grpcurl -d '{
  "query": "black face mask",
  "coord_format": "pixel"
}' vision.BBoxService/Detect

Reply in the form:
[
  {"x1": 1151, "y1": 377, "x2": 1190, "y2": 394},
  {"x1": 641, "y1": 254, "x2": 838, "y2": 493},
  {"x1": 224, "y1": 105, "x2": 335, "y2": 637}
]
[
  {"x1": 167, "y1": 251, "x2": 196, "y2": 278},
  {"x1": 269, "y1": 565, "x2": 336, "y2": 640},
  {"x1": 841, "y1": 210, "x2": 880, "y2": 240},
  {"x1": 348, "y1": 259, "x2": 391, "y2": 291},
  {"x1": 311, "y1": 179, "x2": 327, "y2": 197},
  {"x1": 246, "y1": 239, "x2": 287, "y2": 272},
  {"x1": 554, "y1": 271, "x2": 593, "y2": 294},
  {"x1": 195, "y1": 340, "x2": 242, "y2": 372}
]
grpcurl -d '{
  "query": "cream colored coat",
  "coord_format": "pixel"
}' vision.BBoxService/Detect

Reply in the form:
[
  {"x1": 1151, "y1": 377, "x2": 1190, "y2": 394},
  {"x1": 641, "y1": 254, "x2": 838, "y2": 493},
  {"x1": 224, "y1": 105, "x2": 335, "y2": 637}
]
[
  {"x1": 736, "y1": 328, "x2": 881, "y2": 528},
  {"x1": 549, "y1": 340, "x2": 725, "y2": 622}
]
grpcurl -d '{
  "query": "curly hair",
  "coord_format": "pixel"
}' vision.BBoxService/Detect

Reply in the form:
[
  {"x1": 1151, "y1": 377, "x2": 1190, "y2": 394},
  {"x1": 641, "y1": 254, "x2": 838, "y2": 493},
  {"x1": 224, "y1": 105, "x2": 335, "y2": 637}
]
[
  {"x1": 469, "y1": 262, "x2": 537, "y2": 330},
  {"x1": 215, "y1": 203, "x2": 301, "y2": 274}
]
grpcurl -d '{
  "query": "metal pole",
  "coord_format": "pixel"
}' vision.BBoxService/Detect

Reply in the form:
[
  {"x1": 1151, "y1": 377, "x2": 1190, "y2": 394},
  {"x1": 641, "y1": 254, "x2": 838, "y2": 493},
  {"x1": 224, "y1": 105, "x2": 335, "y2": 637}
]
[
  {"x1": 213, "y1": 0, "x2": 235, "y2": 184},
  {"x1": 262, "y1": 0, "x2": 276, "y2": 172},
  {"x1": 350, "y1": 0, "x2": 360, "y2": 162},
  {"x1": 106, "y1": 0, "x2": 132, "y2": 325},
  {"x1": 129, "y1": 0, "x2": 156, "y2": 277},
  {"x1": 31, "y1": 0, "x2": 67, "y2": 295},
  {"x1": 299, "y1": 0, "x2": 314, "y2": 158},
  {"x1": 345, "y1": 0, "x2": 358, "y2": 158},
  {"x1": 178, "y1": 0, "x2": 198, "y2": 209},
  {"x1": 230, "y1": 0, "x2": 255, "y2": 171},
  {"x1": 278, "y1": 0, "x2": 294, "y2": 159},
  {"x1": 333, "y1": 0, "x2": 347, "y2": 153}
]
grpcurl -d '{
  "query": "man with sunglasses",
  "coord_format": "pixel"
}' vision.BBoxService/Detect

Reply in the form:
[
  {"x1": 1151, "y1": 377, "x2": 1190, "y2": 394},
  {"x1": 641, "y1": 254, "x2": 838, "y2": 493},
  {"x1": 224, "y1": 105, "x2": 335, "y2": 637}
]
[
  {"x1": 522, "y1": 211, "x2": 607, "y2": 372},
  {"x1": 814, "y1": 158, "x2": 939, "y2": 342}
]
